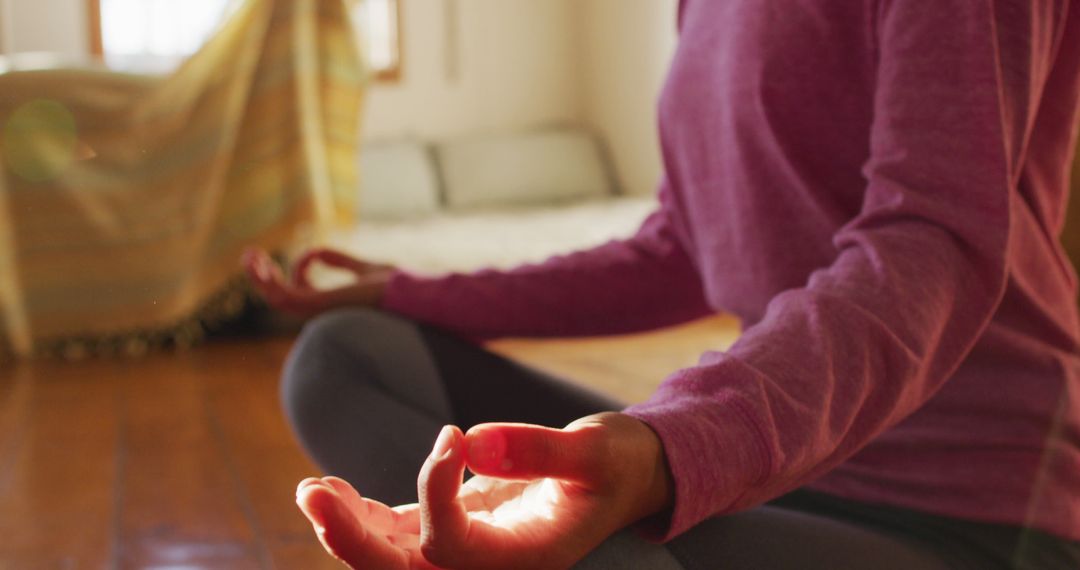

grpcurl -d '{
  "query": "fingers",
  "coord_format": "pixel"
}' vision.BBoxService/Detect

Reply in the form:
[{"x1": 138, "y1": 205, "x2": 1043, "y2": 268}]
[
  {"x1": 292, "y1": 250, "x2": 318, "y2": 290},
  {"x1": 292, "y1": 247, "x2": 393, "y2": 288},
  {"x1": 302, "y1": 476, "x2": 422, "y2": 535},
  {"x1": 324, "y1": 476, "x2": 421, "y2": 537},
  {"x1": 297, "y1": 477, "x2": 324, "y2": 493},
  {"x1": 242, "y1": 249, "x2": 293, "y2": 306},
  {"x1": 418, "y1": 425, "x2": 471, "y2": 568},
  {"x1": 294, "y1": 247, "x2": 362, "y2": 274},
  {"x1": 464, "y1": 423, "x2": 606, "y2": 486},
  {"x1": 297, "y1": 483, "x2": 400, "y2": 568},
  {"x1": 293, "y1": 248, "x2": 352, "y2": 289},
  {"x1": 391, "y1": 504, "x2": 422, "y2": 534},
  {"x1": 242, "y1": 249, "x2": 326, "y2": 316},
  {"x1": 323, "y1": 477, "x2": 390, "y2": 529},
  {"x1": 243, "y1": 247, "x2": 389, "y2": 316},
  {"x1": 241, "y1": 248, "x2": 274, "y2": 288}
]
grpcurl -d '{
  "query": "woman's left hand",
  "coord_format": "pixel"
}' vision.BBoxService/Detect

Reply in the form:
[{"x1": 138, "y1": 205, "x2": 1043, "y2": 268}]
[
  {"x1": 242, "y1": 247, "x2": 395, "y2": 319},
  {"x1": 295, "y1": 412, "x2": 674, "y2": 570}
]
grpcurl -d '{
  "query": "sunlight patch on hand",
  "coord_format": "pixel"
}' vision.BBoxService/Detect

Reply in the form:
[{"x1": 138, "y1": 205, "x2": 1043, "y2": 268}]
[{"x1": 468, "y1": 478, "x2": 562, "y2": 529}]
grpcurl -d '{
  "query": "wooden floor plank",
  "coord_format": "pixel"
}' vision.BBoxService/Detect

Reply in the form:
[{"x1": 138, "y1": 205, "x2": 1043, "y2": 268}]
[
  {"x1": 114, "y1": 351, "x2": 265, "y2": 569},
  {"x1": 200, "y1": 340, "x2": 340, "y2": 567},
  {"x1": 0, "y1": 364, "x2": 32, "y2": 492},
  {"x1": 0, "y1": 359, "x2": 121, "y2": 569}
]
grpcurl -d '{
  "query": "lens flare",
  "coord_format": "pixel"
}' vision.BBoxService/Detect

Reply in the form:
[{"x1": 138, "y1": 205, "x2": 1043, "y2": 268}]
[{"x1": 2, "y1": 99, "x2": 79, "y2": 183}]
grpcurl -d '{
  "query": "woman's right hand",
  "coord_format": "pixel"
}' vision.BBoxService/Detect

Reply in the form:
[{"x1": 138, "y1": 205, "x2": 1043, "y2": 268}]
[
  {"x1": 295, "y1": 413, "x2": 674, "y2": 570},
  {"x1": 242, "y1": 247, "x2": 396, "y2": 319}
]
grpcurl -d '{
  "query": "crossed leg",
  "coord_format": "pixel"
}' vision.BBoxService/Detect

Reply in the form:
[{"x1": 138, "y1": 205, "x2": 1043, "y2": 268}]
[{"x1": 282, "y1": 309, "x2": 968, "y2": 570}]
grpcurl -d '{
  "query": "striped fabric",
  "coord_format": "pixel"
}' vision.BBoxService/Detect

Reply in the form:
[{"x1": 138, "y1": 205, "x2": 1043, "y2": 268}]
[{"x1": 0, "y1": 0, "x2": 365, "y2": 359}]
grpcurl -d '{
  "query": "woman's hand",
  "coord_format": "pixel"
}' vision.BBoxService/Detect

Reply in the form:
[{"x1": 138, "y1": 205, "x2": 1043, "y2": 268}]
[
  {"x1": 242, "y1": 247, "x2": 395, "y2": 318},
  {"x1": 296, "y1": 412, "x2": 674, "y2": 570}
]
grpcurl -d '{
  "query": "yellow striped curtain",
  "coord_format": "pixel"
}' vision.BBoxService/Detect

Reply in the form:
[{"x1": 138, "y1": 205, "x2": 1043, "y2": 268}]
[{"x1": 0, "y1": 0, "x2": 365, "y2": 359}]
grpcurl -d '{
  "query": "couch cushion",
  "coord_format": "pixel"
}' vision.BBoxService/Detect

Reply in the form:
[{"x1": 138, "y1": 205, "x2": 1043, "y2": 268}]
[
  {"x1": 327, "y1": 196, "x2": 657, "y2": 275},
  {"x1": 359, "y1": 140, "x2": 441, "y2": 219},
  {"x1": 437, "y1": 129, "x2": 614, "y2": 210}
]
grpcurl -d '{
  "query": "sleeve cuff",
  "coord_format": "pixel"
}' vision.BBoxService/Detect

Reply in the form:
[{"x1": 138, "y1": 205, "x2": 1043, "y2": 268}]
[
  {"x1": 378, "y1": 269, "x2": 422, "y2": 315},
  {"x1": 624, "y1": 358, "x2": 773, "y2": 541}
]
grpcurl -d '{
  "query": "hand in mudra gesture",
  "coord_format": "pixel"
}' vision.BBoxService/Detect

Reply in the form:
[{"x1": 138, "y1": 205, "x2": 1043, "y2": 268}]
[
  {"x1": 295, "y1": 413, "x2": 673, "y2": 570},
  {"x1": 242, "y1": 247, "x2": 395, "y2": 318}
]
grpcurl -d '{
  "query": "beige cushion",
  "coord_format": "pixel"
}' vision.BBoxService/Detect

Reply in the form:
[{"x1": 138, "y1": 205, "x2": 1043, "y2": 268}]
[
  {"x1": 437, "y1": 129, "x2": 614, "y2": 210},
  {"x1": 359, "y1": 140, "x2": 441, "y2": 219}
]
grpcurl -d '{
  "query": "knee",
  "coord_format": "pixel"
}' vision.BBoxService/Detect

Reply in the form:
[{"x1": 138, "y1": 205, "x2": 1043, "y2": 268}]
[
  {"x1": 281, "y1": 309, "x2": 378, "y2": 414},
  {"x1": 296, "y1": 307, "x2": 398, "y2": 348},
  {"x1": 287, "y1": 307, "x2": 405, "y2": 368},
  {"x1": 280, "y1": 308, "x2": 413, "y2": 419}
]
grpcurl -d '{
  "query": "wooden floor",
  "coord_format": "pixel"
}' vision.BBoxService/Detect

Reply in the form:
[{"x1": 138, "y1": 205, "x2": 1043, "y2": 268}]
[{"x1": 0, "y1": 315, "x2": 740, "y2": 569}]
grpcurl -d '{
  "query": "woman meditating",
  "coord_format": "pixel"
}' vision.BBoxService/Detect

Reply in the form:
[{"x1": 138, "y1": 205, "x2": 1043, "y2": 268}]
[{"x1": 245, "y1": 1, "x2": 1080, "y2": 568}]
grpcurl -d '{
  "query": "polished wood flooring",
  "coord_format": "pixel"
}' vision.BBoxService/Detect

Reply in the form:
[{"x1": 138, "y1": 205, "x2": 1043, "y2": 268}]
[{"x1": 0, "y1": 315, "x2": 740, "y2": 569}]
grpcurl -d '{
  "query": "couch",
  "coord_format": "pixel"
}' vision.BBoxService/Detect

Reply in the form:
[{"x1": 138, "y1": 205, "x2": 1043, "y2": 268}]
[{"x1": 316, "y1": 128, "x2": 657, "y2": 282}]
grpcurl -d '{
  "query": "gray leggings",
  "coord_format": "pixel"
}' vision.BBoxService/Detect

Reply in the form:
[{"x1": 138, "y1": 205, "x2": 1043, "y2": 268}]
[{"x1": 281, "y1": 308, "x2": 1079, "y2": 570}]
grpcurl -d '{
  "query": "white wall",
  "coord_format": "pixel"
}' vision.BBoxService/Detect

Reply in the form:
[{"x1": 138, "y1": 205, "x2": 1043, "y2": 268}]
[
  {"x1": 364, "y1": 0, "x2": 680, "y2": 195},
  {"x1": 0, "y1": 1, "x2": 11, "y2": 54},
  {"x1": 362, "y1": 0, "x2": 583, "y2": 142},
  {"x1": 3, "y1": 0, "x2": 87, "y2": 57},
  {"x1": 581, "y1": 0, "x2": 679, "y2": 196}
]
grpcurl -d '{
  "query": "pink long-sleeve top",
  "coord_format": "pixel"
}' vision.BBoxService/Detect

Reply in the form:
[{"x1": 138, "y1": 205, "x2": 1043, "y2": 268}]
[{"x1": 382, "y1": 0, "x2": 1080, "y2": 542}]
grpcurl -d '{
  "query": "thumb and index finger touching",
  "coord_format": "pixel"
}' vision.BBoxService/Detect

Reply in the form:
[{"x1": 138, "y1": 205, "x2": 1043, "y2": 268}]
[
  {"x1": 291, "y1": 247, "x2": 397, "y2": 289},
  {"x1": 292, "y1": 247, "x2": 393, "y2": 289},
  {"x1": 241, "y1": 247, "x2": 393, "y2": 316},
  {"x1": 241, "y1": 246, "x2": 390, "y2": 290},
  {"x1": 418, "y1": 422, "x2": 608, "y2": 516},
  {"x1": 417, "y1": 422, "x2": 611, "y2": 568},
  {"x1": 417, "y1": 421, "x2": 609, "y2": 533}
]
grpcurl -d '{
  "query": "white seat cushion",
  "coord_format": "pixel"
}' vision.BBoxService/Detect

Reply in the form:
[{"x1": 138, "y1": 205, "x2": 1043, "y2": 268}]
[
  {"x1": 359, "y1": 140, "x2": 441, "y2": 219},
  {"x1": 437, "y1": 129, "x2": 614, "y2": 210},
  {"x1": 327, "y1": 196, "x2": 657, "y2": 276}
]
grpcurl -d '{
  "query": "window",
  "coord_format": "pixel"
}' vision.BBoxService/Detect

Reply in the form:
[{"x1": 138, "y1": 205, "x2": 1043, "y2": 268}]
[
  {"x1": 87, "y1": 0, "x2": 402, "y2": 80},
  {"x1": 351, "y1": 0, "x2": 401, "y2": 80}
]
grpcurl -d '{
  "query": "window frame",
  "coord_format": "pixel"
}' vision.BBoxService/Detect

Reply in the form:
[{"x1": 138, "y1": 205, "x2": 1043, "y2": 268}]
[{"x1": 86, "y1": 0, "x2": 403, "y2": 82}]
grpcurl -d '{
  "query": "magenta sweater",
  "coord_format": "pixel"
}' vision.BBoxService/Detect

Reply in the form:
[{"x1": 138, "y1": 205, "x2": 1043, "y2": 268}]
[{"x1": 383, "y1": 0, "x2": 1080, "y2": 542}]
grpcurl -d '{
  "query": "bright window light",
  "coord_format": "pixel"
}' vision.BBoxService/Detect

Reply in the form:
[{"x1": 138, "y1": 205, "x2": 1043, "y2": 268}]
[
  {"x1": 353, "y1": 0, "x2": 400, "y2": 74},
  {"x1": 96, "y1": 0, "x2": 401, "y2": 78},
  {"x1": 100, "y1": 0, "x2": 234, "y2": 73}
]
